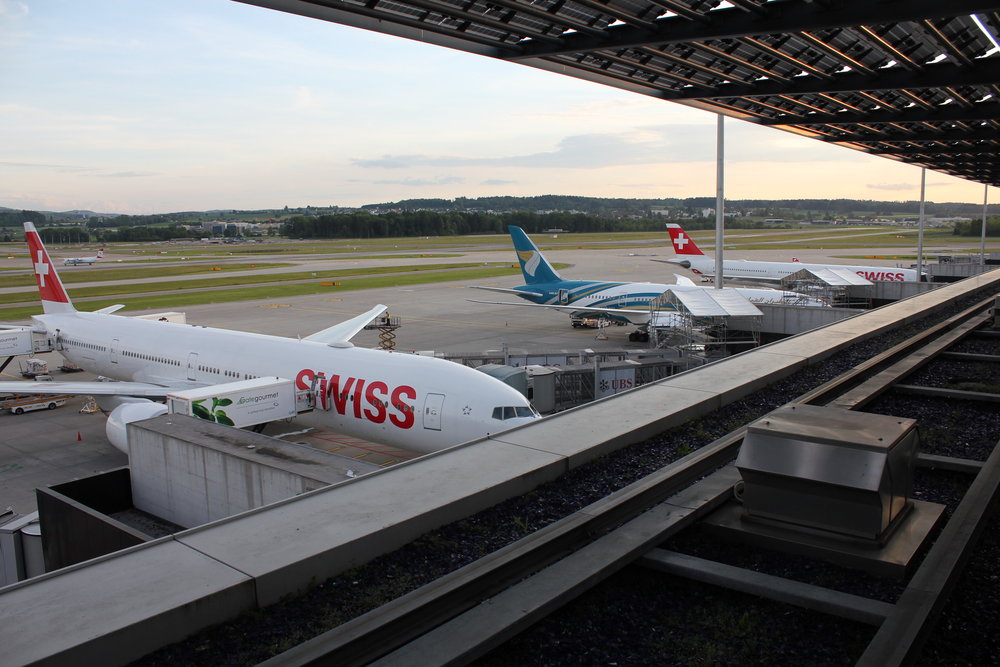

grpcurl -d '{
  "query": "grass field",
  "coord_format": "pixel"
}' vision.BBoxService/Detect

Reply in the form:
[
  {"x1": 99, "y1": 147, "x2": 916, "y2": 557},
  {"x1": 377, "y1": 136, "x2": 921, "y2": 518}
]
[
  {"x1": 0, "y1": 264, "x2": 531, "y2": 321},
  {"x1": 0, "y1": 262, "x2": 517, "y2": 305}
]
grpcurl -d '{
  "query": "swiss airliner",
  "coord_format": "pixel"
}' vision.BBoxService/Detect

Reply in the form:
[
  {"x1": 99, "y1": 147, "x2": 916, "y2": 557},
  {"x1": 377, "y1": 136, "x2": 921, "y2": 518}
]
[
  {"x1": 660, "y1": 223, "x2": 923, "y2": 283},
  {"x1": 63, "y1": 248, "x2": 105, "y2": 266},
  {"x1": 0, "y1": 223, "x2": 539, "y2": 454},
  {"x1": 469, "y1": 226, "x2": 826, "y2": 336}
]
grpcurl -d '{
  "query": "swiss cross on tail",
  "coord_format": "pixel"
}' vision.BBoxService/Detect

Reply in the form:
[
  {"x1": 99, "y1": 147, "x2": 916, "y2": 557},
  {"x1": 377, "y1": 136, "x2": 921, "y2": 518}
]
[
  {"x1": 23, "y1": 222, "x2": 74, "y2": 312},
  {"x1": 665, "y1": 223, "x2": 704, "y2": 256}
]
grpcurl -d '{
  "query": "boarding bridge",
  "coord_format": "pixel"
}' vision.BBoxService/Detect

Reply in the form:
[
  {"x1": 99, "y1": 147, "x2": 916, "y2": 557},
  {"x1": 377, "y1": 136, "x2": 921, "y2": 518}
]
[
  {"x1": 780, "y1": 267, "x2": 873, "y2": 309},
  {"x1": 0, "y1": 328, "x2": 54, "y2": 376},
  {"x1": 648, "y1": 288, "x2": 763, "y2": 358}
]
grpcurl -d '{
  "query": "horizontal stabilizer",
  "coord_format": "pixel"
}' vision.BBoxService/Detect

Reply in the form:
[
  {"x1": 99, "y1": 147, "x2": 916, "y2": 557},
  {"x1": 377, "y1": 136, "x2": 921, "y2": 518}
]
[
  {"x1": 303, "y1": 304, "x2": 387, "y2": 347},
  {"x1": 95, "y1": 305, "x2": 126, "y2": 314},
  {"x1": 468, "y1": 285, "x2": 545, "y2": 299}
]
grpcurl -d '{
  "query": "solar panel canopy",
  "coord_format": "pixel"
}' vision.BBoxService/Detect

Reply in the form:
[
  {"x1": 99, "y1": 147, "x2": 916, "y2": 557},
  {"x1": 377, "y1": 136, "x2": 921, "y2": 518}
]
[{"x1": 237, "y1": 0, "x2": 1000, "y2": 188}]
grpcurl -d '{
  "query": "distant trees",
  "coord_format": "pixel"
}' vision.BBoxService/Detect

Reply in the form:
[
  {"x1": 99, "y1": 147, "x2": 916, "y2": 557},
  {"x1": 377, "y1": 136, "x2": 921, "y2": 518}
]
[
  {"x1": 279, "y1": 210, "x2": 790, "y2": 239},
  {"x1": 0, "y1": 210, "x2": 46, "y2": 227},
  {"x1": 38, "y1": 227, "x2": 91, "y2": 243},
  {"x1": 281, "y1": 210, "x2": 669, "y2": 239},
  {"x1": 93, "y1": 225, "x2": 190, "y2": 242},
  {"x1": 953, "y1": 217, "x2": 1000, "y2": 237}
]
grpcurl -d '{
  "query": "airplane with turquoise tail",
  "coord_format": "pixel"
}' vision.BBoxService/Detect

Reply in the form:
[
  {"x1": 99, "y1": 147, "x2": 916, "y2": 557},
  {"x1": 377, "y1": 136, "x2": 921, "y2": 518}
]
[{"x1": 469, "y1": 226, "x2": 828, "y2": 340}]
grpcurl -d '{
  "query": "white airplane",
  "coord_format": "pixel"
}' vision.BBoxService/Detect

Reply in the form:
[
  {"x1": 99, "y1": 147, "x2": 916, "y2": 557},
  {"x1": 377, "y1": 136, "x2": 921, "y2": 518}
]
[
  {"x1": 0, "y1": 223, "x2": 539, "y2": 454},
  {"x1": 660, "y1": 223, "x2": 923, "y2": 283},
  {"x1": 469, "y1": 226, "x2": 827, "y2": 339},
  {"x1": 64, "y1": 248, "x2": 105, "y2": 266}
]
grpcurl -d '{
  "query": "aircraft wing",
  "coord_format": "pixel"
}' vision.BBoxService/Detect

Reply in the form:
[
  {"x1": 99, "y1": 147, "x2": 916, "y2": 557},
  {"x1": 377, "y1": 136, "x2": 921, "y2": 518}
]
[
  {"x1": 466, "y1": 298, "x2": 651, "y2": 325},
  {"x1": 0, "y1": 380, "x2": 184, "y2": 398},
  {"x1": 303, "y1": 304, "x2": 388, "y2": 346},
  {"x1": 468, "y1": 285, "x2": 545, "y2": 299}
]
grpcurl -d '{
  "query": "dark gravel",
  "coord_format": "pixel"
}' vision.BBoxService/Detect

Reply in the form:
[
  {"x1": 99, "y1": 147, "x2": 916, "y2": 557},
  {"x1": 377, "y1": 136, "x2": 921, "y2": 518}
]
[{"x1": 134, "y1": 288, "x2": 1000, "y2": 666}]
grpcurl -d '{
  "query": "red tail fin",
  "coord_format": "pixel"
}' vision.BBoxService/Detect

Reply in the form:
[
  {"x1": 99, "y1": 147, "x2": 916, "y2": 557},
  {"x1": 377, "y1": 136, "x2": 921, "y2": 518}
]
[
  {"x1": 24, "y1": 222, "x2": 75, "y2": 313},
  {"x1": 665, "y1": 224, "x2": 704, "y2": 256}
]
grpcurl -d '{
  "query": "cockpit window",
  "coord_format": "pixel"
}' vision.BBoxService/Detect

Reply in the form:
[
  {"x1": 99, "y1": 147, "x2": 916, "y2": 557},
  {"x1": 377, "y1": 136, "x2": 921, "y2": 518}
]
[{"x1": 492, "y1": 405, "x2": 539, "y2": 420}]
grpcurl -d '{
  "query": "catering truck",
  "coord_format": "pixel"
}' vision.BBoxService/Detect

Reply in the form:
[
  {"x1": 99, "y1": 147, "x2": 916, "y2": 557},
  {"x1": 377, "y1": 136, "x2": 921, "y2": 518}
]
[{"x1": 166, "y1": 377, "x2": 298, "y2": 428}]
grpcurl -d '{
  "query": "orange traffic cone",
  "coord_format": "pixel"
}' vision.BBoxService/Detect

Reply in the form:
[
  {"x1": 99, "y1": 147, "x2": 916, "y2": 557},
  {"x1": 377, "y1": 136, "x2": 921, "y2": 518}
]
[{"x1": 77, "y1": 432, "x2": 82, "y2": 441}]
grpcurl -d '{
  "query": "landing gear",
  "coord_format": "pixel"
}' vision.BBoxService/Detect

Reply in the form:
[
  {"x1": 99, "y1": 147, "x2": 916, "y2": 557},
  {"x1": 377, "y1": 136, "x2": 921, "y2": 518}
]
[{"x1": 628, "y1": 330, "x2": 650, "y2": 343}]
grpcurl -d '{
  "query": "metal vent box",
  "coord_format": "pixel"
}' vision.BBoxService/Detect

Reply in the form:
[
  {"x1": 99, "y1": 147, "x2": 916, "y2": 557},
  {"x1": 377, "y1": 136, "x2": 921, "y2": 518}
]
[{"x1": 736, "y1": 404, "x2": 918, "y2": 541}]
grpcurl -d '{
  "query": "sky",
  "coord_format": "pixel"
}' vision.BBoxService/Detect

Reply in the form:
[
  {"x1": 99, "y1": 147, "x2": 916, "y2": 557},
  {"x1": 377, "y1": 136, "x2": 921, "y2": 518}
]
[{"x1": 0, "y1": 0, "x2": 994, "y2": 214}]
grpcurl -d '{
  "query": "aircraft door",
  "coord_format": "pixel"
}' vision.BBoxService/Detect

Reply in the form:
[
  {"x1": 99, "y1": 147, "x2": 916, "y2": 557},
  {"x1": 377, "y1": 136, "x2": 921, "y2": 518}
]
[
  {"x1": 558, "y1": 289, "x2": 569, "y2": 304},
  {"x1": 423, "y1": 393, "x2": 444, "y2": 431},
  {"x1": 187, "y1": 352, "x2": 199, "y2": 381},
  {"x1": 111, "y1": 338, "x2": 119, "y2": 364}
]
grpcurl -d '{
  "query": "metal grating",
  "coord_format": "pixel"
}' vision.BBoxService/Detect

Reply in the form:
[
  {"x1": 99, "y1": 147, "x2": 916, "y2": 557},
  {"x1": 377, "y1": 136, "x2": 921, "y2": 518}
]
[{"x1": 236, "y1": 0, "x2": 1000, "y2": 187}]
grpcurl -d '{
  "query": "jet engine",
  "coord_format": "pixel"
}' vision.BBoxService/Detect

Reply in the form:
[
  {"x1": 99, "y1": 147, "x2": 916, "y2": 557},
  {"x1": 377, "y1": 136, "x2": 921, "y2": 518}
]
[{"x1": 106, "y1": 400, "x2": 168, "y2": 453}]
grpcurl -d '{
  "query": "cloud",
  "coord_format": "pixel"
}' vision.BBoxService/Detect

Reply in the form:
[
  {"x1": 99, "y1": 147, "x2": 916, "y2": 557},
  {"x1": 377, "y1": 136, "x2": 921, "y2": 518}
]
[
  {"x1": 349, "y1": 123, "x2": 873, "y2": 174},
  {"x1": 351, "y1": 129, "x2": 692, "y2": 170},
  {"x1": 0, "y1": 1, "x2": 29, "y2": 18},
  {"x1": 481, "y1": 179, "x2": 516, "y2": 185},
  {"x1": 372, "y1": 176, "x2": 465, "y2": 186},
  {"x1": 99, "y1": 171, "x2": 157, "y2": 178},
  {"x1": 353, "y1": 155, "x2": 423, "y2": 169},
  {"x1": 0, "y1": 160, "x2": 94, "y2": 173},
  {"x1": 292, "y1": 86, "x2": 323, "y2": 110}
]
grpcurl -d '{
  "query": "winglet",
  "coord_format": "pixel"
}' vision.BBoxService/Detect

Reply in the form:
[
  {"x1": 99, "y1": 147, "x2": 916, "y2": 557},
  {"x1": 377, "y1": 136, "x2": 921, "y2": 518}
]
[
  {"x1": 24, "y1": 222, "x2": 75, "y2": 314},
  {"x1": 666, "y1": 223, "x2": 705, "y2": 256},
  {"x1": 303, "y1": 304, "x2": 388, "y2": 348}
]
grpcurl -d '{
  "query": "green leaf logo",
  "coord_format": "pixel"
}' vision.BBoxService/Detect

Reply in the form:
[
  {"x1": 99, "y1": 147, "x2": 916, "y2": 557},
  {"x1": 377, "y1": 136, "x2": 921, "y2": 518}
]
[{"x1": 192, "y1": 397, "x2": 236, "y2": 425}]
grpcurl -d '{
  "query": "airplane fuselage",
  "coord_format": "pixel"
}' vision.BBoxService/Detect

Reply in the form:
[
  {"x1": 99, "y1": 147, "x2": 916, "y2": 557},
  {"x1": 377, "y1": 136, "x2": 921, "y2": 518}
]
[
  {"x1": 512, "y1": 278, "x2": 824, "y2": 319},
  {"x1": 672, "y1": 255, "x2": 920, "y2": 283},
  {"x1": 33, "y1": 311, "x2": 536, "y2": 453}
]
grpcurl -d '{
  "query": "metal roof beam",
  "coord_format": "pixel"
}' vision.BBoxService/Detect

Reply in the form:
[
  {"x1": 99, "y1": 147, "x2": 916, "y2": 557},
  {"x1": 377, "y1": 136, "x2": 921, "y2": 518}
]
[
  {"x1": 757, "y1": 103, "x2": 1000, "y2": 126},
  {"x1": 866, "y1": 145, "x2": 998, "y2": 156},
  {"x1": 826, "y1": 128, "x2": 1000, "y2": 143},
  {"x1": 659, "y1": 60, "x2": 1000, "y2": 100},
  {"x1": 510, "y1": 0, "x2": 999, "y2": 60}
]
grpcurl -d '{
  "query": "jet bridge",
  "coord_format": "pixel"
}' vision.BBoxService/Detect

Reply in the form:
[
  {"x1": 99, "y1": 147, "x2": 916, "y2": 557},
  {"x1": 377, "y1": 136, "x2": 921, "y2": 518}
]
[
  {"x1": 648, "y1": 288, "x2": 762, "y2": 357},
  {"x1": 780, "y1": 268, "x2": 872, "y2": 309}
]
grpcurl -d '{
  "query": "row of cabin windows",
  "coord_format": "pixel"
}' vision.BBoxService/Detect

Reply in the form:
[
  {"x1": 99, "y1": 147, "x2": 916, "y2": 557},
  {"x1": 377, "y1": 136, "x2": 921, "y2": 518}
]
[
  {"x1": 66, "y1": 339, "x2": 261, "y2": 381},
  {"x1": 195, "y1": 364, "x2": 260, "y2": 381},
  {"x1": 63, "y1": 338, "x2": 106, "y2": 353},
  {"x1": 123, "y1": 350, "x2": 180, "y2": 366}
]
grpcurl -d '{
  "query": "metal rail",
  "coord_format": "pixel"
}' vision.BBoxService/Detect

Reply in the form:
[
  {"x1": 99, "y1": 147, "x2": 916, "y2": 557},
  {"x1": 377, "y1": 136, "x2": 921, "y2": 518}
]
[{"x1": 262, "y1": 296, "x2": 1000, "y2": 666}]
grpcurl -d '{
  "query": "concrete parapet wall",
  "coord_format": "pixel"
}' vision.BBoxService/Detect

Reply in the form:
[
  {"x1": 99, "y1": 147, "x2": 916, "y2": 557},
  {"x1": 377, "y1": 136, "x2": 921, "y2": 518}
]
[{"x1": 759, "y1": 303, "x2": 860, "y2": 335}]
